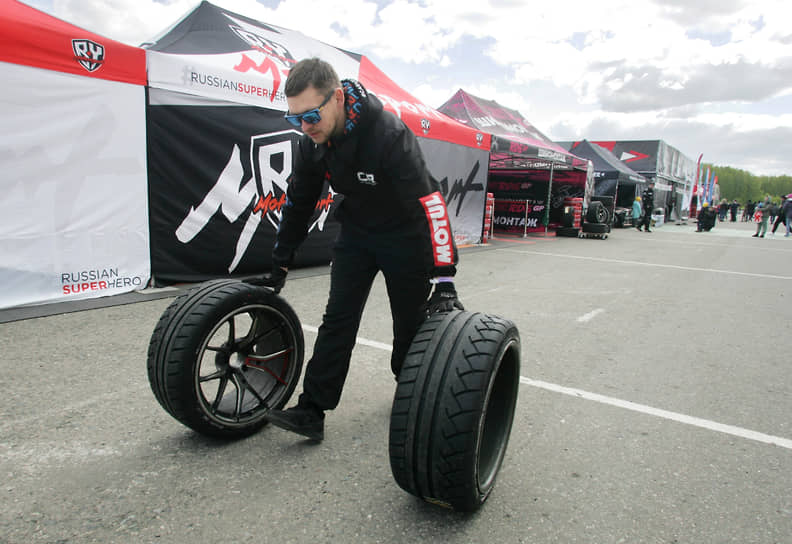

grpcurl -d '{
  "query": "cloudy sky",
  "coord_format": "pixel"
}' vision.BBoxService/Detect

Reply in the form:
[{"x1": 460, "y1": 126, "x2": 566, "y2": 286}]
[{"x1": 21, "y1": 0, "x2": 792, "y2": 176}]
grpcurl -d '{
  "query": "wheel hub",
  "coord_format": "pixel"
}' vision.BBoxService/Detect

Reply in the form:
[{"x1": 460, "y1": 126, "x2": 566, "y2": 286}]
[{"x1": 229, "y1": 352, "x2": 246, "y2": 370}]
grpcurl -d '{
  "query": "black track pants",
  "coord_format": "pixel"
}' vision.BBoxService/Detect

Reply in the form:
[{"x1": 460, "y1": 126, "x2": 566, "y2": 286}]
[
  {"x1": 298, "y1": 225, "x2": 432, "y2": 412},
  {"x1": 640, "y1": 210, "x2": 652, "y2": 230}
]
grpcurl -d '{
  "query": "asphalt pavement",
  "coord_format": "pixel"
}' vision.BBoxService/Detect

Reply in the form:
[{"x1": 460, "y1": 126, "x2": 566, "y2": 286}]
[{"x1": 1, "y1": 218, "x2": 791, "y2": 543}]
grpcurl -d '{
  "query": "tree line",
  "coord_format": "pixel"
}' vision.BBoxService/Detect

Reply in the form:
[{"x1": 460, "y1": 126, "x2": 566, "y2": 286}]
[{"x1": 708, "y1": 165, "x2": 792, "y2": 204}]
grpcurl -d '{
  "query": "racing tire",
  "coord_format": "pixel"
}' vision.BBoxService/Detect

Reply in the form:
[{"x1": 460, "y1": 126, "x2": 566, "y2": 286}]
[
  {"x1": 389, "y1": 311, "x2": 521, "y2": 512},
  {"x1": 582, "y1": 222, "x2": 610, "y2": 234},
  {"x1": 555, "y1": 226, "x2": 580, "y2": 237},
  {"x1": 590, "y1": 195, "x2": 614, "y2": 209},
  {"x1": 586, "y1": 201, "x2": 608, "y2": 224},
  {"x1": 147, "y1": 279, "x2": 304, "y2": 439}
]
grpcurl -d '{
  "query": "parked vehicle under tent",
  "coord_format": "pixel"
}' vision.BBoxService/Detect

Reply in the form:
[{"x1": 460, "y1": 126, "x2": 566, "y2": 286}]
[
  {"x1": 143, "y1": 1, "x2": 491, "y2": 285},
  {"x1": 0, "y1": 0, "x2": 150, "y2": 309},
  {"x1": 438, "y1": 90, "x2": 592, "y2": 237}
]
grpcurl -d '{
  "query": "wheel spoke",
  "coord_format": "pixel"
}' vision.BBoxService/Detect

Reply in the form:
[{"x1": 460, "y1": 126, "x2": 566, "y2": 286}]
[
  {"x1": 234, "y1": 370, "x2": 269, "y2": 408},
  {"x1": 244, "y1": 348, "x2": 293, "y2": 384},
  {"x1": 199, "y1": 369, "x2": 226, "y2": 383},
  {"x1": 211, "y1": 376, "x2": 229, "y2": 411},
  {"x1": 238, "y1": 313, "x2": 280, "y2": 351},
  {"x1": 226, "y1": 315, "x2": 236, "y2": 344},
  {"x1": 229, "y1": 374, "x2": 245, "y2": 420}
]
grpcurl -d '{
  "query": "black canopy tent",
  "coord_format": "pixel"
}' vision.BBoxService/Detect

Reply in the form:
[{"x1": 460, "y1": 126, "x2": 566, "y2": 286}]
[
  {"x1": 558, "y1": 139, "x2": 646, "y2": 216},
  {"x1": 560, "y1": 140, "x2": 696, "y2": 222}
]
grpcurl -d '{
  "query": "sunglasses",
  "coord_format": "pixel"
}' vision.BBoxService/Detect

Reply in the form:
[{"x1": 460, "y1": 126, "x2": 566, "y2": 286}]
[{"x1": 284, "y1": 90, "x2": 336, "y2": 127}]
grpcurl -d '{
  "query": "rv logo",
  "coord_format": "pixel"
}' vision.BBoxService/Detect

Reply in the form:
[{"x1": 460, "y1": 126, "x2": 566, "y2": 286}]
[
  {"x1": 72, "y1": 39, "x2": 105, "y2": 72},
  {"x1": 420, "y1": 119, "x2": 431, "y2": 134}
]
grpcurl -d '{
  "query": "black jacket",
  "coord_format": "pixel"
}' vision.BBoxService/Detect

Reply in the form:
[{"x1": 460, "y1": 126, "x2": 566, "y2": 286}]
[
  {"x1": 641, "y1": 187, "x2": 654, "y2": 211},
  {"x1": 273, "y1": 79, "x2": 458, "y2": 277}
]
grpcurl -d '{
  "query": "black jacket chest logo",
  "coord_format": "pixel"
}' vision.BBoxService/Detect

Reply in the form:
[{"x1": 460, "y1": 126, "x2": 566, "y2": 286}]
[{"x1": 356, "y1": 172, "x2": 377, "y2": 186}]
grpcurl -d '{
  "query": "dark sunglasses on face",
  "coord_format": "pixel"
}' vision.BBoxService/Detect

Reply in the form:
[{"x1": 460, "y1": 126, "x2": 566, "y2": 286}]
[{"x1": 284, "y1": 90, "x2": 336, "y2": 127}]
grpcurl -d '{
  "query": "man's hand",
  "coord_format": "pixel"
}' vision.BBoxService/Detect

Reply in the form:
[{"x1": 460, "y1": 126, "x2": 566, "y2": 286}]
[
  {"x1": 245, "y1": 266, "x2": 288, "y2": 294},
  {"x1": 425, "y1": 282, "x2": 464, "y2": 315}
]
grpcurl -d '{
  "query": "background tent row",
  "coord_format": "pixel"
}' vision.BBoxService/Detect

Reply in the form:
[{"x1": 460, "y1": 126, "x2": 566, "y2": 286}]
[
  {"x1": 438, "y1": 90, "x2": 592, "y2": 235},
  {"x1": 559, "y1": 139, "x2": 697, "y2": 220},
  {"x1": 0, "y1": 0, "x2": 491, "y2": 308}
]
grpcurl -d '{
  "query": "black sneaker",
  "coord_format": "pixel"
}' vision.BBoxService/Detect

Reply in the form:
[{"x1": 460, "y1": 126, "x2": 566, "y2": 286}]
[{"x1": 265, "y1": 406, "x2": 324, "y2": 441}]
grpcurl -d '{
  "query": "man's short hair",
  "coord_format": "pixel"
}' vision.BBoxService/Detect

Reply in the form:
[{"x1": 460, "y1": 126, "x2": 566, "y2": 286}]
[{"x1": 285, "y1": 58, "x2": 341, "y2": 97}]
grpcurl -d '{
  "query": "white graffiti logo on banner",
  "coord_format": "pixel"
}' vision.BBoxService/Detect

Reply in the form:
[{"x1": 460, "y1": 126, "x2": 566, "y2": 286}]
[
  {"x1": 72, "y1": 39, "x2": 105, "y2": 72},
  {"x1": 175, "y1": 130, "x2": 334, "y2": 273}
]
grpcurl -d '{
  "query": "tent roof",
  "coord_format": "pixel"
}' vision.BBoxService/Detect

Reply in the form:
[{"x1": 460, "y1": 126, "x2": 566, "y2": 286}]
[
  {"x1": 144, "y1": 1, "x2": 490, "y2": 151},
  {"x1": 438, "y1": 89, "x2": 586, "y2": 169},
  {"x1": 559, "y1": 140, "x2": 646, "y2": 185},
  {"x1": 0, "y1": 0, "x2": 146, "y2": 85},
  {"x1": 559, "y1": 139, "x2": 696, "y2": 183}
]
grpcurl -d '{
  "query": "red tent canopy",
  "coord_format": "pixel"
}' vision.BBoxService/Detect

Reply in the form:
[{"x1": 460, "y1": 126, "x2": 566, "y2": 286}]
[{"x1": 0, "y1": 0, "x2": 145, "y2": 85}]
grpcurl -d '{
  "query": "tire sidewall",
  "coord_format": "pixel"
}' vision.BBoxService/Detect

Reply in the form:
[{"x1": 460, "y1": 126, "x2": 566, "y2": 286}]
[{"x1": 472, "y1": 331, "x2": 520, "y2": 503}]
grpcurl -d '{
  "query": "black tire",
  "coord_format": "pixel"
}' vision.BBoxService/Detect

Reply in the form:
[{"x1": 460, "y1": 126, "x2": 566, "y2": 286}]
[
  {"x1": 582, "y1": 222, "x2": 609, "y2": 234},
  {"x1": 147, "y1": 279, "x2": 304, "y2": 439},
  {"x1": 555, "y1": 226, "x2": 580, "y2": 237},
  {"x1": 389, "y1": 311, "x2": 521, "y2": 512},
  {"x1": 586, "y1": 201, "x2": 608, "y2": 224},
  {"x1": 590, "y1": 195, "x2": 614, "y2": 209}
]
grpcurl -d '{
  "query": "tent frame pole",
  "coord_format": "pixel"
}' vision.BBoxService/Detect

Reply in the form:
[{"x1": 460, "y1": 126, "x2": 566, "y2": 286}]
[{"x1": 544, "y1": 162, "x2": 555, "y2": 233}]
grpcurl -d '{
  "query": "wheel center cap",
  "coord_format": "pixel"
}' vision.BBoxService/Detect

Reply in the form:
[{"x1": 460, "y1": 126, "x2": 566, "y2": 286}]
[{"x1": 229, "y1": 353, "x2": 246, "y2": 370}]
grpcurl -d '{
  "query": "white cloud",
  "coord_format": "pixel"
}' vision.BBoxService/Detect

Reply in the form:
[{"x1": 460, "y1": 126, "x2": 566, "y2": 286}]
[{"x1": 23, "y1": 0, "x2": 792, "y2": 175}]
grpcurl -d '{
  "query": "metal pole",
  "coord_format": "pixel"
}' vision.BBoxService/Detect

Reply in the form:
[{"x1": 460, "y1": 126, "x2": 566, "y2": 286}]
[
  {"x1": 523, "y1": 199, "x2": 529, "y2": 237},
  {"x1": 544, "y1": 162, "x2": 555, "y2": 233}
]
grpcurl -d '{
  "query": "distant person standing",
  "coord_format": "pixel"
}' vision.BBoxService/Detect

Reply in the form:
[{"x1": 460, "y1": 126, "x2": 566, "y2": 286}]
[
  {"x1": 730, "y1": 199, "x2": 739, "y2": 221},
  {"x1": 632, "y1": 196, "x2": 642, "y2": 229},
  {"x1": 770, "y1": 195, "x2": 787, "y2": 235},
  {"x1": 665, "y1": 193, "x2": 674, "y2": 223},
  {"x1": 718, "y1": 199, "x2": 728, "y2": 221},
  {"x1": 752, "y1": 197, "x2": 771, "y2": 238},
  {"x1": 743, "y1": 200, "x2": 754, "y2": 222},
  {"x1": 638, "y1": 182, "x2": 655, "y2": 232},
  {"x1": 784, "y1": 195, "x2": 792, "y2": 237},
  {"x1": 768, "y1": 200, "x2": 778, "y2": 225}
]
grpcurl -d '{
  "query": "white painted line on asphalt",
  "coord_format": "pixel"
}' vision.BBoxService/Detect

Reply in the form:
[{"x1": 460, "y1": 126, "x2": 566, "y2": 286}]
[
  {"x1": 302, "y1": 324, "x2": 393, "y2": 352},
  {"x1": 577, "y1": 308, "x2": 605, "y2": 322},
  {"x1": 501, "y1": 249, "x2": 792, "y2": 280},
  {"x1": 521, "y1": 378, "x2": 792, "y2": 451},
  {"x1": 627, "y1": 234, "x2": 792, "y2": 252},
  {"x1": 301, "y1": 326, "x2": 792, "y2": 451}
]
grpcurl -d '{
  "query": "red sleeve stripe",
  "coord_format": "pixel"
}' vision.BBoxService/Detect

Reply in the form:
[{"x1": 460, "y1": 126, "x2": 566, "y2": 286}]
[{"x1": 419, "y1": 191, "x2": 453, "y2": 266}]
